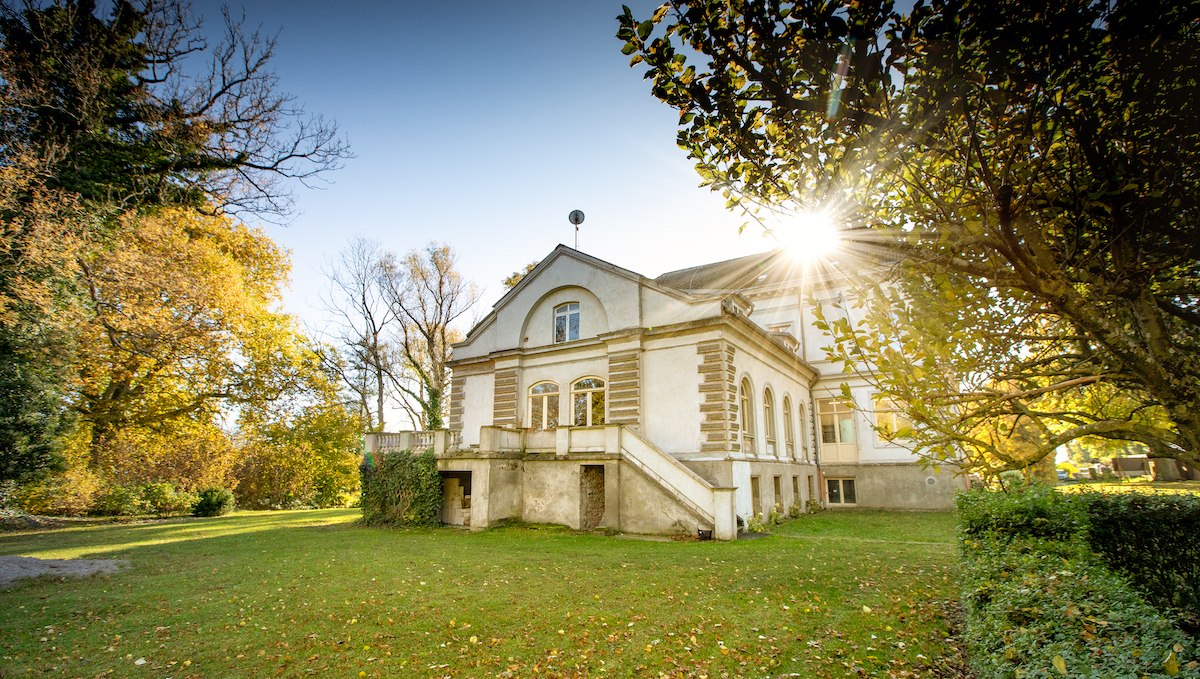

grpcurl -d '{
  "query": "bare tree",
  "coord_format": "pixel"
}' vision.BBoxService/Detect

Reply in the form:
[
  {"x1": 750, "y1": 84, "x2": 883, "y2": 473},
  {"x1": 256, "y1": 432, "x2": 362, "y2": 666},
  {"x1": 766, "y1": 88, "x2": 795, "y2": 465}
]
[
  {"x1": 379, "y1": 243, "x2": 479, "y2": 430},
  {"x1": 320, "y1": 238, "x2": 396, "y2": 431},
  {"x1": 0, "y1": 0, "x2": 351, "y2": 220}
]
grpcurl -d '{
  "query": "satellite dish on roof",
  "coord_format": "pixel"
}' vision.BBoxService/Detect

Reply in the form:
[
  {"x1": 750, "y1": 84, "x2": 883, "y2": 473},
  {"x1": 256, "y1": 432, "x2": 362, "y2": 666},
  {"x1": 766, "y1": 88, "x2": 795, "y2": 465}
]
[{"x1": 568, "y1": 210, "x2": 585, "y2": 248}]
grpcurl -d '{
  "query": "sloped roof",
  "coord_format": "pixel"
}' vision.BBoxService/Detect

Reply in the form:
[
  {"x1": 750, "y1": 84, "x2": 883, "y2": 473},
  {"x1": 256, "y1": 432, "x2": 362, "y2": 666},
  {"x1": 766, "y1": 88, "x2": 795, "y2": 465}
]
[
  {"x1": 655, "y1": 250, "x2": 797, "y2": 293},
  {"x1": 656, "y1": 242, "x2": 902, "y2": 295}
]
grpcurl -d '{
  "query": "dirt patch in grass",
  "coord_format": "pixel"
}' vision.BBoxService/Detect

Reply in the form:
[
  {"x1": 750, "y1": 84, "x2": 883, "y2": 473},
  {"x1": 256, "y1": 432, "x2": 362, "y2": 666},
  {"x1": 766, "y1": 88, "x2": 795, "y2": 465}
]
[{"x1": 0, "y1": 556, "x2": 130, "y2": 587}]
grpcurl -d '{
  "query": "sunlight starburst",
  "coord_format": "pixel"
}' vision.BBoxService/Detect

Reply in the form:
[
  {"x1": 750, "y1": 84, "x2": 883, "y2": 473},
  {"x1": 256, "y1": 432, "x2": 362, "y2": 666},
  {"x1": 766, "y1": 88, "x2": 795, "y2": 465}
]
[{"x1": 774, "y1": 208, "x2": 842, "y2": 264}]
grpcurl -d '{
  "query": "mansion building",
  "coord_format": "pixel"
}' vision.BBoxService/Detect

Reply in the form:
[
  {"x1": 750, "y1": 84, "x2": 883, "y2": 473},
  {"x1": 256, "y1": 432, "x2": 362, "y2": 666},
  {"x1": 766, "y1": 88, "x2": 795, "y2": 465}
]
[{"x1": 366, "y1": 245, "x2": 964, "y2": 539}]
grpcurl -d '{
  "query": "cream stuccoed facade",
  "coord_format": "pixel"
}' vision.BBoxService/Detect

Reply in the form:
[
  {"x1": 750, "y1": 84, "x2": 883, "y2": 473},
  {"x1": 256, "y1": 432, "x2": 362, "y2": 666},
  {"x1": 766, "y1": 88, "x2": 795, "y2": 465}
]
[{"x1": 365, "y1": 245, "x2": 966, "y2": 539}]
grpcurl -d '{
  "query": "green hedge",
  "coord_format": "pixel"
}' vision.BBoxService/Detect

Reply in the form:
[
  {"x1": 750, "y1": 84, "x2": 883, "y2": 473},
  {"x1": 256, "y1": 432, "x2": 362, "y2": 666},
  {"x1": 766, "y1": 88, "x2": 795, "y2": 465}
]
[
  {"x1": 957, "y1": 483, "x2": 1085, "y2": 542},
  {"x1": 1082, "y1": 492, "x2": 1200, "y2": 630},
  {"x1": 961, "y1": 537, "x2": 1193, "y2": 678},
  {"x1": 360, "y1": 451, "x2": 440, "y2": 527},
  {"x1": 956, "y1": 488, "x2": 1197, "y2": 678}
]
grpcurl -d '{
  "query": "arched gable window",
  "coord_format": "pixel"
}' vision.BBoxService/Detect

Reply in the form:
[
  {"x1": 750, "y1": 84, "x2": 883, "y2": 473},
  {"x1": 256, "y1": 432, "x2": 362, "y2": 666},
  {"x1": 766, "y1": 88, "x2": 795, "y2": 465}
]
[
  {"x1": 739, "y1": 377, "x2": 756, "y2": 455},
  {"x1": 763, "y1": 387, "x2": 777, "y2": 456},
  {"x1": 783, "y1": 395, "x2": 796, "y2": 459},
  {"x1": 571, "y1": 377, "x2": 606, "y2": 427},
  {"x1": 553, "y1": 303, "x2": 580, "y2": 343},
  {"x1": 529, "y1": 382, "x2": 559, "y2": 430}
]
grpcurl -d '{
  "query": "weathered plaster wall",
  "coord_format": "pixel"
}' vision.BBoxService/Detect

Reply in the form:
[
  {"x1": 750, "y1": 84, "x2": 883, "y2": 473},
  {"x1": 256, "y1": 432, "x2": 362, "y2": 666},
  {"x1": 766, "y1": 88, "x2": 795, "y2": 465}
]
[
  {"x1": 456, "y1": 254, "x2": 647, "y2": 360},
  {"x1": 642, "y1": 340, "x2": 706, "y2": 454},
  {"x1": 617, "y1": 460, "x2": 706, "y2": 536},
  {"x1": 685, "y1": 459, "x2": 816, "y2": 519},
  {"x1": 459, "y1": 372, "x2": 494, "y2": 446},
  {"x1": 516, "y1": 350, "x2": 608, "y2": 429},
  {"x1": 641, "y1": 286, "x2": 720, "y2": 327},
  {"x1": 521, "y1": 460, "x2": 581, "y2": 528},
  {"x1": 436, "y1": 457, "x2": 524, "y2": 529},
  {"x1": 486, "y1": 459, "x2": 523, "y2": 524},
  {"x1": 821, "y1": 462, "x2": 964, "y2": 510},
  {"x1": 520, "y1": 285, "x2": 610, "y2": 347}
]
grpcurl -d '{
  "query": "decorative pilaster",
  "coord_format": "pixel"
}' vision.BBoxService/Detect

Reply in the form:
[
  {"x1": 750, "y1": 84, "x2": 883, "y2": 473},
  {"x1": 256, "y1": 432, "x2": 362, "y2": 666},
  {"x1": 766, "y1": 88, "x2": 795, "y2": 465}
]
[
  {"x1": 493, "y1": 367, "x2": 518, "y2": 427},
  {"x1": 606, "y1": 349, "x2": 641, "y2": 426},
  {"x1": 448, "y1": 372, "x2": 465, "y2": 432},
  {"x1": 449, "y1": 361, "x2": 493, "y2": 432},
  {"x1": 697, "y1": 340, "x2": 738, "y2": 453}
]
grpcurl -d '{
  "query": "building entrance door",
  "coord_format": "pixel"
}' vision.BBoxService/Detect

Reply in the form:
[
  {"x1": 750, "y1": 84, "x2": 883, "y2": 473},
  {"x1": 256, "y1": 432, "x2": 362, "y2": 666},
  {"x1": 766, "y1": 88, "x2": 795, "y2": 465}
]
[{"x1": 580, "y1": 465, "x2": 605, "y2": 530}]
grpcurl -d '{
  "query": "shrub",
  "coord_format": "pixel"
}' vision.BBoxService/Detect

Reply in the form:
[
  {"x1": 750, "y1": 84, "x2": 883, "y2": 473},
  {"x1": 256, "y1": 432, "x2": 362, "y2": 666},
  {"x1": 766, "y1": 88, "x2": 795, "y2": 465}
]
[
  {"x1": 956, "y1": 484, "x2": 1084, "y2": 542},
  {"x1": 768, "y1": 504, "x2": 784, "y2": 525},
  {"x1": 92, "y1": 484, "x2": 150, "y2": 516},
  {"x1": 1082, "y1": 492, "x2": 1200, "y2": 630},
  {"x1": 360, "y1": 451, "x2": 440, "y2": 527},
  {"x1": 192, "y1": 487, "x2": 235, "y2": 517},
  {"x1": 140, "y1": 482, "x2": 197, "y2": 516},
  {"x1": 788, "y1": 503, "x2": 802, "y2": 519},
  {"x1": 744, "y1": 513, "x2": 766, "y2": 533},
  {"x1": 960, "y1": 537, "x2": 1195, "y2": 678},
  {"x1": 12, "y1": 467, "x2": 101, "y2": 516}
]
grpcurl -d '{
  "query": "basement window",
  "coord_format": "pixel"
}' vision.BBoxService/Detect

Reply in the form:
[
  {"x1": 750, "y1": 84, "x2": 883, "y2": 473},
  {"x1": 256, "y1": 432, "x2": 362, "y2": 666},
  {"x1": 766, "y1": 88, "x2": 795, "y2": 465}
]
[{"x1": 826, "y1": 478, "x2": 857, "y2": 506}]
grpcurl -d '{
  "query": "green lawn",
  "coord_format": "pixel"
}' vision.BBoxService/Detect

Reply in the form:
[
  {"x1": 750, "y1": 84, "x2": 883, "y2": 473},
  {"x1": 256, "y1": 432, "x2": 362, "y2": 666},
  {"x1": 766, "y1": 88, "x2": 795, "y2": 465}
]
[{"x1": 0, "y1": 509, "x2": 959, "y2": 678}]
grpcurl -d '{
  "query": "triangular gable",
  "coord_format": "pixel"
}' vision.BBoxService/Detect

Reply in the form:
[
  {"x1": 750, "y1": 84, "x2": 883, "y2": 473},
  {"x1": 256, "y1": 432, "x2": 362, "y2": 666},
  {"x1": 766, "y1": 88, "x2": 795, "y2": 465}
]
[{"x1": 460, "y1": 244, "x2": 698, "y2": 344}]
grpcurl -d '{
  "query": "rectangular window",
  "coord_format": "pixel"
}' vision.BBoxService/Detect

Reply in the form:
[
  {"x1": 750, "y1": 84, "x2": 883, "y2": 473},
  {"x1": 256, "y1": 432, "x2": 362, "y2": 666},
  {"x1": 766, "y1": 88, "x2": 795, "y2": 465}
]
[
  {"x1": 826, "y1": 478, "x2": 857, "y2": 505},
  {"x1": 792, "y1": 476, "x2": 800, "y2": 505},
  {"x1": 772, "y1": 475, "x2": 782, "y2": 509},
  {"x1": 874, "y1": 397, "x2": 913, "y2": 442},
  {"x1": 750, "y1": 476, "x2": 761, "y2": 516},
  {"x1": 819, "y1": 398, "x2": 855, "y2": 444}
]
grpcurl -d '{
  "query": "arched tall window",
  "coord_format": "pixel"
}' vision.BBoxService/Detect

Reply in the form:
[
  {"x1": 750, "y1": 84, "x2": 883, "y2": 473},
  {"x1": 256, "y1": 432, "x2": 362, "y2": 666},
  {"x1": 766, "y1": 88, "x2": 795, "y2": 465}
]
[
  {"x1": 529, "y1": 382, "x2": 559, "y2": 430},
  {"x1": 553, "y1": 303, "x2": 580, "y2": 343},
  {"x1": 798, "y1": 402, "x2": 810, "y2": 461},
  {"x1": 739, "y1": 377, "x2": 756, "y2": 455},
  {"x1": 763, "y1": 387, "x2": 777, "y2": 457},
  {"x1": 783, "y1": 395, "x2": 796, "y2": 459},
  {"x1": 571, "y1": 377, "x2": 606, "y2": 427}
]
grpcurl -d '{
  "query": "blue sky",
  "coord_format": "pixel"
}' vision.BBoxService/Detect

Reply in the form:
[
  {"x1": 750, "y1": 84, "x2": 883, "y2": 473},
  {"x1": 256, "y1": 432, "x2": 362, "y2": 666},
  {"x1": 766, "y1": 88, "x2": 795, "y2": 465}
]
[{"x1": 196, "y1": 1, "x2": 776, "y2": 329}]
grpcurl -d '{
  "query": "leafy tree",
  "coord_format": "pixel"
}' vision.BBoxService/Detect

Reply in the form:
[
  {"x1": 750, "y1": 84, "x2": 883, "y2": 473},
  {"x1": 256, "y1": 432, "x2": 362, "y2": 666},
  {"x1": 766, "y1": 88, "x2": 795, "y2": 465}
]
[
  {"x1": 232, "y1": 340, "x2": 364, "y2": 509},
  {"x1": 235, "y1": 394, "x2": 363, "y2": 510},
  {"x1": 88, "y1": 419, "x2": 239, "y2": 492},
  {"x1": 73, "y1": 208, "x2": 305, "y2": 460},
  {"x1": 0, "y1": 330, "x2": 72, "y2": 482},
  {"x1": 319, "y1": 241, "x2": 479, "y2": 432},
  {"x1": 0, "y1": 0, "x2": 348, "y2": 481},
  {"x1": 502, "y1": 261, "x2": 539, "y2": 290},
  {"x1": 620, "y1": 0, "x2": 1200, "y2": 467},
  {"x1": 0, "y1": 161, "x2": 85, "y2": 482}
]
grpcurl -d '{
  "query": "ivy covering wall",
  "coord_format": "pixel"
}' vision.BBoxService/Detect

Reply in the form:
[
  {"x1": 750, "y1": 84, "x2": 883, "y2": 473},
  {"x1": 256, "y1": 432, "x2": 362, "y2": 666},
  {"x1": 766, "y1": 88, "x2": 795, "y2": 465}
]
[{"x1": 360, "y1": 451, "x2": 441, "y2": 527}]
